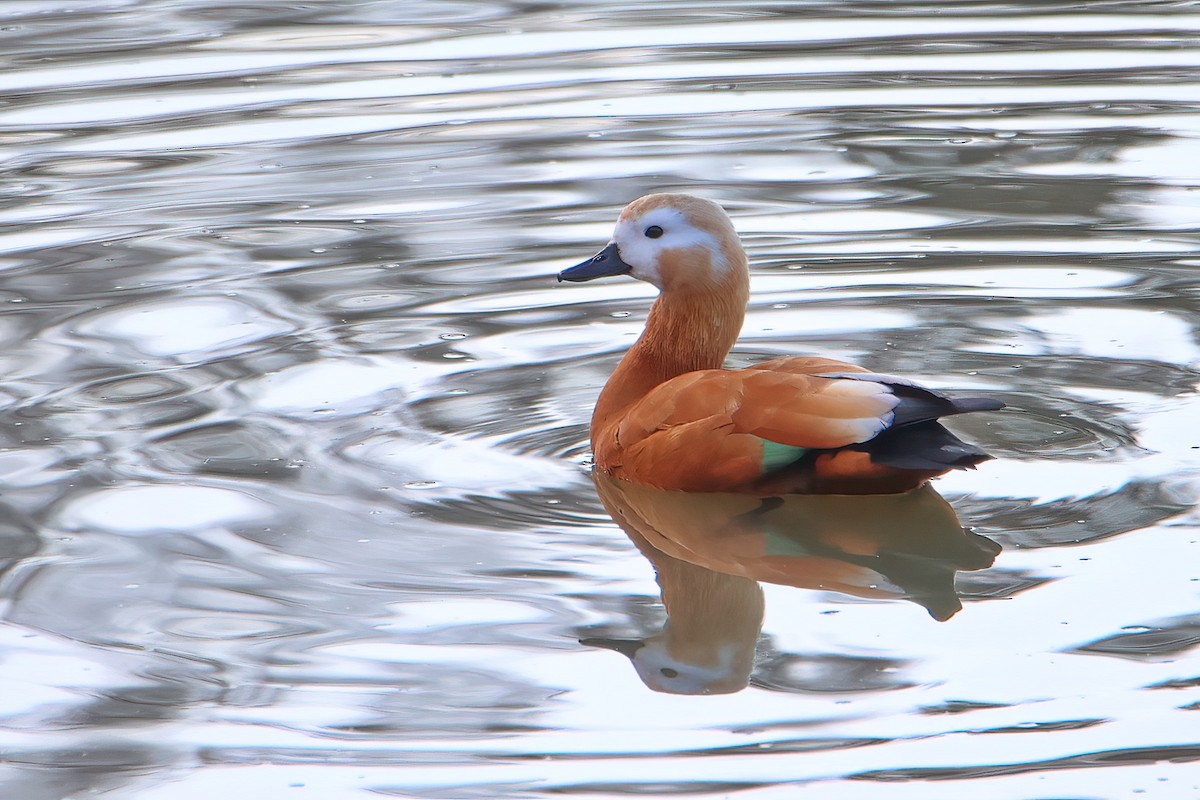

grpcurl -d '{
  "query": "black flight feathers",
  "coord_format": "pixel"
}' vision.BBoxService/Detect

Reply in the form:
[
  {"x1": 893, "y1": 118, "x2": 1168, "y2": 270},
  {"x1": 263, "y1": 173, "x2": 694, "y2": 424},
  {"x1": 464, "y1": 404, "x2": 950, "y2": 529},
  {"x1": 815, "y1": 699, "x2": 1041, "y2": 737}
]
[{"x1": 819, "y1": 372, "x2": 1005, "y2": 471}]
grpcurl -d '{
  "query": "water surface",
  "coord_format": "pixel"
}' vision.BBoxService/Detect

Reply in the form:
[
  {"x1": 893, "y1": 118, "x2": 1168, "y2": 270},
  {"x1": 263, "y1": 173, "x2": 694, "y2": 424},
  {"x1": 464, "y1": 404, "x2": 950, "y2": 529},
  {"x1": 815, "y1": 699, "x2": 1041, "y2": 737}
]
[{"x1": 1, "y1": 1, "x2": 1199, "y2": 798}]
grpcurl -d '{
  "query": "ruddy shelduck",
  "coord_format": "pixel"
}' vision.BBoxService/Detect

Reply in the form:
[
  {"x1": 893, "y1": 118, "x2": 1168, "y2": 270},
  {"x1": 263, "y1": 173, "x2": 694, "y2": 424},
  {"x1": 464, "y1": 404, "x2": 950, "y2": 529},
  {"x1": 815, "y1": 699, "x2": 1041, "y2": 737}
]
[{"x1": 559, "y1": 193, "x2": 1004, "y2": 494}]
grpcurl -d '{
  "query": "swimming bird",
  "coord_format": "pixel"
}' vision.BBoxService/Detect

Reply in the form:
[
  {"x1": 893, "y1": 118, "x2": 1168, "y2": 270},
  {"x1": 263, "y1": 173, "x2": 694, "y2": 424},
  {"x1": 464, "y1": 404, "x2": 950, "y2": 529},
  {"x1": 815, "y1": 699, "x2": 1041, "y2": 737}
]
[{"x1": 558, "y1": 193, "x2": 1004, "y2": 494}]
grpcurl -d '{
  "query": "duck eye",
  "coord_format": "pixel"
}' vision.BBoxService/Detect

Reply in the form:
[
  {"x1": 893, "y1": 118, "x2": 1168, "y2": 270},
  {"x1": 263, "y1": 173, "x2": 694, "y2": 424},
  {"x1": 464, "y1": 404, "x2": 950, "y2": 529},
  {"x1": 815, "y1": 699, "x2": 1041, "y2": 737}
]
[{"x1": 644, "y1": 225, "x2": 664, "y2": 239}]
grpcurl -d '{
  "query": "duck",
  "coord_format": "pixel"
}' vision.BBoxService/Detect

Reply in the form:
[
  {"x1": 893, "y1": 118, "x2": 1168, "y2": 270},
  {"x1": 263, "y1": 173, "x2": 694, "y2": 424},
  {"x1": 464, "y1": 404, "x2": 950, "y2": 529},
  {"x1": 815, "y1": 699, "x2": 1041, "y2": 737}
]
[{"x1": 558, "y1": 193, "x2": 1004, "y2": 494}]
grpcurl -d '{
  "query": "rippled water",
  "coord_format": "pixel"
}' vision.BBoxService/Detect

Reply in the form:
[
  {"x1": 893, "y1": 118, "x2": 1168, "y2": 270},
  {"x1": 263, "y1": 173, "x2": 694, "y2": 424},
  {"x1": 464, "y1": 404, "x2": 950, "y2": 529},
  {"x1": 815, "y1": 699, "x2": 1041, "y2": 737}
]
[{"x1": 1, "y1": 1, "x2": 1199, "y2": 798}]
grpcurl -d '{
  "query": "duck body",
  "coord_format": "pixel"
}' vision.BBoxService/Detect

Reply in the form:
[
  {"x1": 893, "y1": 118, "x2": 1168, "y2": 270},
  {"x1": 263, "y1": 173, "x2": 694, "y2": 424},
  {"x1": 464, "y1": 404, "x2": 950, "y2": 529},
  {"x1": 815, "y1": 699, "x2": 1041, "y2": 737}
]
[{"x1": 559, "y1": 193, "x2": 1003, "y2": 495}]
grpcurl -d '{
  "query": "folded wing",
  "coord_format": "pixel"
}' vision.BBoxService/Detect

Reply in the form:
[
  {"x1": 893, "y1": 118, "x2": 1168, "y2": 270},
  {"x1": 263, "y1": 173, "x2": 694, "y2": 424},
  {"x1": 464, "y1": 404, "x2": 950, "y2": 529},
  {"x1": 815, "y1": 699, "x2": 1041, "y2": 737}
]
[{"x1": 597, "y1": 357, "x2": 1003, "y2": 492}]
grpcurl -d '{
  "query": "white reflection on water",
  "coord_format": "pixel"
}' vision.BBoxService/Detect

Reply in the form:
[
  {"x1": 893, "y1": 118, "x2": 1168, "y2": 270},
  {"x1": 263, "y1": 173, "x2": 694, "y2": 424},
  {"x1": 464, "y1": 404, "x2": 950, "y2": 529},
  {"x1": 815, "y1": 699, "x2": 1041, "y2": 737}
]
[
  {"x1": 0, "y1": 0, "x2": 1198, "y2": 798},
  {"x1": 74, "y1": 296, "x2": 295, "y2": 359},
  {"x1": 58, "y1": 485, "x2": 273, "y2": 534}
]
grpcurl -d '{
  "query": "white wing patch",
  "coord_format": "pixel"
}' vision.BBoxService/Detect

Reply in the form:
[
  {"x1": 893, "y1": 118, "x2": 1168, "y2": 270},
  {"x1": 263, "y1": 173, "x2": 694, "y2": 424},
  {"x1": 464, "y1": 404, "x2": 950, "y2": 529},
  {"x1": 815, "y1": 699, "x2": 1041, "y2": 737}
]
[
  {"x1": 818, "y1": 370, "x2": 946, "y2": 396},
  {"x1": 753, "y1": 378, "x2": 900, "y2": 448}
]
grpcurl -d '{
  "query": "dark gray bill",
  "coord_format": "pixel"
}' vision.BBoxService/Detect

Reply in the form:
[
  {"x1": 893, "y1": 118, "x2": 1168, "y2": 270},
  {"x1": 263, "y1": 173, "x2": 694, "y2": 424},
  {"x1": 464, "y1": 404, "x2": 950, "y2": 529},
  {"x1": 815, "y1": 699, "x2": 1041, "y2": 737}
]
[{"x1": 557, "y1": 242, "x2": 632, "y2": 282}]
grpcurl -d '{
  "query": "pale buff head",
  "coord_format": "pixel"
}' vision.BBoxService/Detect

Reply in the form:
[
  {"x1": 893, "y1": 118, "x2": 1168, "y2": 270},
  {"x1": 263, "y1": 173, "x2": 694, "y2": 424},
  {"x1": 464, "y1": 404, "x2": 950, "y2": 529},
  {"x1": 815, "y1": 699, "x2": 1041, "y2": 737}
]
[
  {"x1": 558, "y1": 193, "x2": 749, "y2": 297},
  {"x1": 611, "y1": 193, "x2": 746, "y2": 291}
]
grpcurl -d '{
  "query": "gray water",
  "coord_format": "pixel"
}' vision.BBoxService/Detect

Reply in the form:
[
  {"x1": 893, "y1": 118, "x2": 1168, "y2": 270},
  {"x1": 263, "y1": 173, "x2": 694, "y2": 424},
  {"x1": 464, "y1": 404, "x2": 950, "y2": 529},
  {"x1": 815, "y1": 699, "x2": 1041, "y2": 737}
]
[{"x1": 1, "y1": 1, "x2": 1199, "y2": 798}]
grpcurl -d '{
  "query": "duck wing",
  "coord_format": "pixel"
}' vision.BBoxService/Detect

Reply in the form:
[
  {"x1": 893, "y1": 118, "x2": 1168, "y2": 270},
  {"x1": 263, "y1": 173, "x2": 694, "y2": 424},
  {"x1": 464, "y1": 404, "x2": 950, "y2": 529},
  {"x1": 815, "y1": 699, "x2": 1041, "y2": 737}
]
[{"x1": 598, "y1": 358, "x2": 1003, "y2": 493}]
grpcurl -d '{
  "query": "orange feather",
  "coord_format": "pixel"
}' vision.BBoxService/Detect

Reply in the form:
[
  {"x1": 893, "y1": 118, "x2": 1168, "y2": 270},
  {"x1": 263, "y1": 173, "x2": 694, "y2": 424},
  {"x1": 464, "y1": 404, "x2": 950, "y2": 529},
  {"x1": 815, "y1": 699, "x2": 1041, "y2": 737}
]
[{"x1": 559, "y1": 193, "x2": 1003, "y2": 494}]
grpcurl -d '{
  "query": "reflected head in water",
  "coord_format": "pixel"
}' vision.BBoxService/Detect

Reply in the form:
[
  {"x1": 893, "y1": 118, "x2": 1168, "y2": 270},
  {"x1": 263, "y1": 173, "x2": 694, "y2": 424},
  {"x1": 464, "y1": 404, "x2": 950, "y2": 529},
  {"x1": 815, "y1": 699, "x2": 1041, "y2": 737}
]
[
  {"x1": 580, "y1": 473, "x2": 1000, "y2": 695},
  {"x1": 582, "y1": 556, "x2": 763, "y2": 696},
  {"x1": 558, "y1": 193, "x2": 1005, "y2": 495}
]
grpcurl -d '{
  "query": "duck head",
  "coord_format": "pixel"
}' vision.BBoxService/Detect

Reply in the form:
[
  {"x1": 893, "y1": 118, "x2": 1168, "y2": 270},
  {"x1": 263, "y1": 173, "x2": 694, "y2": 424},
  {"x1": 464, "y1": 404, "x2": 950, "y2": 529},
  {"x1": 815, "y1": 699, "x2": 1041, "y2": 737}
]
[{"x1": 558, "y1": 193, "x2": 748, "y2": 294}]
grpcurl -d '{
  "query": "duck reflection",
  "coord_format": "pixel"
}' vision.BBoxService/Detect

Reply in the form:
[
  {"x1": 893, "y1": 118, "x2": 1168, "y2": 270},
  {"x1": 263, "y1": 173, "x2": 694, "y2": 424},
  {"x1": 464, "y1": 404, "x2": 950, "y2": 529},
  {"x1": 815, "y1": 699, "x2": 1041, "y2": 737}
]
[{"x1": 582, "y1": 473, "x2": 1001, "y2": 695}]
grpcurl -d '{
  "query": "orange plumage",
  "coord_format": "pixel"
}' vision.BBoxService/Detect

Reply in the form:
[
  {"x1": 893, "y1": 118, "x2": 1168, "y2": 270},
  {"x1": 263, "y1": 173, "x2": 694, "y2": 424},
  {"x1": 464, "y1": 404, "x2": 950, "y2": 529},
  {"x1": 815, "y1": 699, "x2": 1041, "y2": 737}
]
[{"x1": 559, "y1": 193, "x2": 1003, "y2": 494}]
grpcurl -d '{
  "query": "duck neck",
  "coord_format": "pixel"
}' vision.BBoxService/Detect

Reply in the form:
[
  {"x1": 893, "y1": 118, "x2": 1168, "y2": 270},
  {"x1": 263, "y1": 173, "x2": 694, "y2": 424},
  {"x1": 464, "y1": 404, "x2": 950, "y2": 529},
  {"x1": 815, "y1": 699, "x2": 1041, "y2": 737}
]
[{"x1": 592, "y1": 281, "x2": 747, "y2": 437}]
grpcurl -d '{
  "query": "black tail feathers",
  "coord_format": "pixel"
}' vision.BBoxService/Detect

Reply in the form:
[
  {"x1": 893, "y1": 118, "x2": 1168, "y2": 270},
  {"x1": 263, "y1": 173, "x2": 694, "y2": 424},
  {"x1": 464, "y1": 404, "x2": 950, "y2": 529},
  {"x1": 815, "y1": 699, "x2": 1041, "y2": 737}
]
[
  {"x1": 863, "y1": 420, "x2": 994, "y2": 472},
  {"x1": 888, "y1": 386, "x2": 1005, "y2": 428},
  {"x1": 949, "y1": 397, "x2": 1006, "y2": 415}
]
